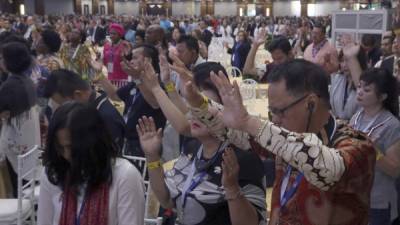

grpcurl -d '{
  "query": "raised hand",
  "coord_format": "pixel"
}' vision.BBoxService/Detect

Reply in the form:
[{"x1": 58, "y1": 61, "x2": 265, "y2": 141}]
[
  {"x1": 342, "y1": 44, "x2": 360, "y2": 59},
  {"x1": 159, "y1": 54, "x2": 171, "y2": 83},
  {"x1": 168, "y1": 52, "x2": 193, "y2": 84},
  {"x1": 182, "y1": 81, "x2": 204, "y2": 108},
  {"x1": 210, "y1": 71, "x2": 250, "y2": 130},
  {"x1": 254, "y1": 28, "x2": 267, "y2": 46},
  {"x1": 121, "y1": 56, "x2": 141, "y2": 79},
  {"x1": 141, "y1": 57, "x2": 160, "y2": 91},
  {"x1": 136, "y1": 116, "x2": 163, "y2": 160},
  {"x1": 221, "y1": 147, "x2": 240, "y2": 191}
]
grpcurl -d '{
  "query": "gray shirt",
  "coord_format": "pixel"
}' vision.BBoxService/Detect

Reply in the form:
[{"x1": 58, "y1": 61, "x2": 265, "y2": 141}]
[{"x1": 330, "y1": 73, "x2": 359, "y2": 120}]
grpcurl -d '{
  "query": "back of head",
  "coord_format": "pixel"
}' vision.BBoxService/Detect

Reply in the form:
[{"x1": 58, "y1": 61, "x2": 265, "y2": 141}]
[
  {"x1": 267, "y1": 59, "x2": 330, "y2": 107},
  {"x1": 44, "y1": 101, "x2": 117, "y2": 189},
  {"x1": 361, "y1": 34, "x2": 377, "y2": 48},
  {"x1": 193, "y1": 62, "x2": 228, "y2": 103},
  {"x1": 177, "y1": 34, "x2": 199, "y2": 54},
  {"x1": 43, "y1": 69, "x2": 90, "y2": 99},
  {"x1": 41, "y1": 29, "x2": 62, "y2": 53},
  {"x1": 0, "y1": 42, "x2": 32, "y2": 74},
  {"x1": 360, "y1": 68, "x2": 399, "y2": 116},
  {"x1": 267, "y1": 36, "x2": 292, "y2": 55}
]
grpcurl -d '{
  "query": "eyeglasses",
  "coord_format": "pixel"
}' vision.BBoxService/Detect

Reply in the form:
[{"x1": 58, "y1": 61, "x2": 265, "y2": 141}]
[{"x1": 268, "y1": 94, "x2": 309, "y2": 118}]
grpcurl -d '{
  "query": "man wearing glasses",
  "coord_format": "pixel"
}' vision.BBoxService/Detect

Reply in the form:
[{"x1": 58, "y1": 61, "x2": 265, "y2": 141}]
[{"x1": 184, "y1": 59, "x2": 376, "y2": 225}]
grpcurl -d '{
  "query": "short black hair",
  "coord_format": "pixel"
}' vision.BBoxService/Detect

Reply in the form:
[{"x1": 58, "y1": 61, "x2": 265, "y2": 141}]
[
  {"x1": 135, "y1": 29, "x2": 145, "y2": 40},
  {"x1": 267, "y1": 36, "x2": 292, "y2": 55},
  {"x1": 361, "y1": 34, "x2": 377, "y2": 47},
  {"x1": 313, "y1": 22, "x2": 326, "y2": 34},
  {"x1": 43, "y1": 69, "x2": 90, "y2": 98},
  {"x1": 133, "y1": 44, "x2": 160, "y2": 74},
  {"x1": 177, "y1": 35, "x2": 199, "y2": 54},
  {"x1": 0, "y1": 42, "x2": 32, "y2": 74},
  {"x1": 360, "y1": 68, "x2": 399, "y2": 117},
  {"x1": 44, "y1": 102, "x2": 117, "y2": 189},
  {"x1": 267, "y1": 59, "x2": 330, "y2": 106},
  {"x1": 41, "y1": 29, "x2": 62, "y2": 53},
  {"x1": 193, "y1": 62, "x2": 228, "y2": 104}
]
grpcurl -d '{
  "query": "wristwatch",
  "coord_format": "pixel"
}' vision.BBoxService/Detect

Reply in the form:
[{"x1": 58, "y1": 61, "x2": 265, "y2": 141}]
[{"x1": 133, "y1": 78, "x2": 142, "y2": 85}]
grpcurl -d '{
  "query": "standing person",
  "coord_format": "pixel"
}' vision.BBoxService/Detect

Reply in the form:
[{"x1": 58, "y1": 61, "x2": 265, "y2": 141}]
[
  {"x1": 184, "y1": 59, "x2": 376, "y2": 225},
  {"x1": 349, "y1": 68, "x2": 400, "y2": 225},
  {"x1": 304, "y1": 22, "x2": 339, "y2": 74},
  {"x1": 199, "y1": 20, "x2": 213, "y2": 48},
  {"x1": 361, "y1": 34, "x2": 382, "y2": 68},
  {"x1": 375, "y1": 32, "x2": 394, "y2": 68},
  {"x1": 224, "y1": 30, "x2": 251, "y2": 74},
  {"x1": 36, "y1": 29, "x2": 64, "y2": 72},
  {"x1": 38, "y1": 102, "x2": 145, "y2": 225},
  {"x1": 0, "y1": 42, "x2": 40, "y2": 197},
  {"x1": 103, "y1": 23, "x2": 129, "y2": 81}
]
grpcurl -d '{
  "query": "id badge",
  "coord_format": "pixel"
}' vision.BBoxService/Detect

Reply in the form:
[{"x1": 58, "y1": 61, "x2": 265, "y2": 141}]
[{"x1": 107, "y1": 62, "x2": 114, "y2": 73}]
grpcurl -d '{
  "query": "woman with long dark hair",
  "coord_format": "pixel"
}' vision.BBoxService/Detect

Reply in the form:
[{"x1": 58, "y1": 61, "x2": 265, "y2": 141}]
[
  {"x1": 38, "y1": 102, "x2": 145, "y2": 225},
  {"x1": 349, "y1": 68, "x2": 400, "y2": 225}
]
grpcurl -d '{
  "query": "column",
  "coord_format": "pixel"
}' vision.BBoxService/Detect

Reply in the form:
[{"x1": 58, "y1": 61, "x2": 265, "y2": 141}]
[
  {"x1": 236, "y1": 2, "x2": 247, "y2": 16},
  {"x1": 92, "y1": 0, "x2": 99, "y2": 14},
  {"x1": 139, "y1": 0, "x2": 147, "y2": 16},
  {"x1": 107, "y1": 0, "x2": 114, "y2": 14},
  {"x1": 164, "y1": 1, "x2": 172, "y2": 17},
  {"x1": 34, "y1": 0, "x2": 45, "y2": 15},
  {"x1": 300, "y1": 0, "x2": 308, "y2": 17},
  {"x1": 265, "y1": 0, "x2": 273, "y2": 17},
  {"x1": 74, "y1": 0, "x2": 82, "y2": 15}
]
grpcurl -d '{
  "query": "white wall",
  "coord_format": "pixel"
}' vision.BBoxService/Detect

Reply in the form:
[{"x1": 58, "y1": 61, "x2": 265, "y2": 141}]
[
  {"x1": 214, "y1": 2, "x2": 237, "y2": 16},
  {"x1": 45, "y1": 0, "x2": 74, "y2": 15},
  {"x1": 172, "y1": 2, "x2": 195, "y2": 16},
  {"x1": 308, "y1": 1, "x2": 340, "y2": 17},
  {"x1": 114, "y1": 1, "x2": 139, "y2": 15},
  {"x1": 194, "y1": 2, "x2": 201, "y2": 16},
  {"x1": 273, "y1": 0, "x2": 301, "y2": 17}
]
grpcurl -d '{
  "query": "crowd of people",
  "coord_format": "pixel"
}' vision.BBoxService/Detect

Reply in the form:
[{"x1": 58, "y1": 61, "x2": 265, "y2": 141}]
[{"x1": 0, "y1": 10, "x2": 399, "y2": 225}]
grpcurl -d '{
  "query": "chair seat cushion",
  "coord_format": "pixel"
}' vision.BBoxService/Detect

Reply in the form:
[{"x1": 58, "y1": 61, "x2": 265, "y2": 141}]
[{"x1": 0, "y1": 199, "x2": 32, "y2": 222}]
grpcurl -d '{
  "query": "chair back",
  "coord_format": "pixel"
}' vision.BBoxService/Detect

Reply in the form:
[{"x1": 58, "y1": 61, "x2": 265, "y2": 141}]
[
  {"x1": 240, "y1": 79, "x2": 257, "y2": 100},
  {"x1": 226, "y1": 66, "x2": 242, "y2": 78},
  {"x1": 17, "y1": 145, "x2": 40, "y2": 225}
]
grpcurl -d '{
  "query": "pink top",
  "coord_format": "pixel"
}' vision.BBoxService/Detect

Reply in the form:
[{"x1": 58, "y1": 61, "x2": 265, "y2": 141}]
[
  {"x1": 103, "y1": 41, "x2": 128, "y2": 81},
  {"x1": 304, "y1": 40, "x2": 339, "y2": 74}
]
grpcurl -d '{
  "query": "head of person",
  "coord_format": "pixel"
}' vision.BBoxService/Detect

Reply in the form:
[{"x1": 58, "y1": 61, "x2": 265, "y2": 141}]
[
  {"x1": 176, "y1": 35, "x2": 199, "y2": 66},
  {"x1": 43, "y1": 102, "x2": 117, "y2": 189},
  {"x1": 191, "y1": 29, "x2": 202, "y2": 40},
  {"x1": 392, "y1": 35, "x2": 400, "y2": 57},
  {"x1": 128, "y1": 44, "x2": 160, "y2": 75},
  {"x1": 356, "y1": 68, "x2": 399, "y2": 116},
  {"x1": 311, "y1": 22, "x2": 326, "y2": 45},
  {"x1": 145, "y1": 24, "x2": 165, "y2": 46},
  {"x1": 43, "y1": 69, "x2": 92, "y2": 107},
  {"x1": 237, "y1": 30, "x2": 248, "y2": 43},
  {"x1": 36, "y1": 29, "x2": 62, "y2": 55},
  {"x1": 135, "y1": 29, "x2": 145, "y2": 46},
  {"x1": 67, "y1": 28, "x2": 85, "y2": 46},
  {"x1": 172, "y1": 27, "x2": 184, "y2": 43},
  {"x1": 0, "y1": 41, "x2": 32, "y2": 75},
  {"x1": 381, "y1": 33, "x2": 394, "y2": 57},
  {"x1": 26, "y1": 16, "x2": 34, "y2": 26},
  {"x1": 267, "y1": 36, "x2": 292, "y2": 65},
  {"x1": 361, "y1": 34, "x2": 377, "y2": 53},
  {"x1": 267, "y1": 59, "x2": 331, "y2": 133},
  {"x1": 338, "y1": 47, "x2": 368, "y2": 76},
  {"x1": 199, "y1": 20, "x2": 208, "y2": 30},
  {"x1": 190, "y1": 62, "x2": 228, "y2": 138},
  {"x1": 109, "y1": 23, "x2": 125, "y2": 44}
]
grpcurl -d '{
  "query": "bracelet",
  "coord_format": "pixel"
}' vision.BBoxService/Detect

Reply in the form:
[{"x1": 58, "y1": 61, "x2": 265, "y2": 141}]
[
  {"x1": 199, "y1": 95, "x2": 209, "y2": 110},
  {"x1": 225, "y1": 189, "x2": 243, "y2": 201},
  {"x1": 376, "y1": 149, "x2": 384, "y2": 161},
  {"x1": 164, "y1": 82, "x2": 176, "y2": 93},
  {"x1": 147, "y1": 160, "x2": 162, "y2": 170}
]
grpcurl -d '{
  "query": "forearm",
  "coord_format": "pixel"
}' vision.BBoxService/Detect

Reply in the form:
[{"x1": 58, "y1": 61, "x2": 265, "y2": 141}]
[
  {"x1": 137, "y1": 84, "x2": 160, "y2": 109},
  {"x1": 243, "y1": 44, "x2": 259, "y2": 76},
  {"x1": 226, "y1": 187, "x2": 258, "y2": 225},
  {"x1": 168, "y1": 89, "x2": 189, "y2": 114},
  {"x1": 152, "y1": 86, "x2": 191, "y2": 135},
  {"x1": 147, "y1": 157, "x2": 174, "y2": 209},
  {"x1": 376, "y1": 157, "x2": 400, "y2": 178},
  {"x1": 346, "y1": 56, "x2": 362, "y2": 86},
  {"x1": 249, "y1": 119, "x2": 346, "y2": 190}
]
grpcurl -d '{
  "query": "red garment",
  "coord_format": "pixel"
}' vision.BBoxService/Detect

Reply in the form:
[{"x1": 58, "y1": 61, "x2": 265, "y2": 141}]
[
  {"x1": 269, "y1": 123, "x2": 376, "y2": 225},
  {"x1": 103, "y1": 41, "x2": 128, "y2": 81},
  {"x1": 59, "y1": 183, "x2": 109, "y2": 225}
]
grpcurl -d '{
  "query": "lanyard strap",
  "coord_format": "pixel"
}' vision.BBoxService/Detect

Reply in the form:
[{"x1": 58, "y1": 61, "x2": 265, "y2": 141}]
[
  {"x1": 280, "y1": 165, "x2": 303, "y2": 209},
  {"x1": 75, "y1": 192, "x2": 87, "y2": 225}
]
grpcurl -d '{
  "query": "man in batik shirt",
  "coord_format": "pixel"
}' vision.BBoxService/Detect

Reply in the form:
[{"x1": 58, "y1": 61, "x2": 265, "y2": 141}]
[{"x1": 184, "y1": 59, "x2": 376, "y2": 225}]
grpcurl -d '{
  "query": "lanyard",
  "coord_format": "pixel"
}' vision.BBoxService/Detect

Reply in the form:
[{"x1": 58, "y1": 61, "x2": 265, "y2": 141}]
[
  {"x1": 123, "y1": 88, "x2": 140, "y2": 123},
  {"x1": 279, "y1": 165, "x2": 303, "y2": 209},
  {"x1": 75, "y1": 192, "x2": 87, "y2": 225},
  {"x1": 353, "y1": 110, "x2": 390, "y2": 136},
  {"x1": 72, "y1": 44, "x2": 81, "y2": 60}
]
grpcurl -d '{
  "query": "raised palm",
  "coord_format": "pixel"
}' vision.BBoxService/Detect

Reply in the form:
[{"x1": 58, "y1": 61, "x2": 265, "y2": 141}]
[
  {"x1": 210, "y1": 71, "x2": 250, "y2": 130},
  {"x1": 137, "y1": 116, "x2": 163, "y2": 158},
  {"x1": 254, "y1": 28, "x2": 267, "y2": 46}
]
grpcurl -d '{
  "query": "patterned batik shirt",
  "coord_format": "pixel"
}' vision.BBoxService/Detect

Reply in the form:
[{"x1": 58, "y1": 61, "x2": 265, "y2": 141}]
[
  {"x1": 189, "y1": 102, "x2": 376, "y2": 225},
  {"x1": 165, "y1": 146, "x2": 267, "y2": 225}
]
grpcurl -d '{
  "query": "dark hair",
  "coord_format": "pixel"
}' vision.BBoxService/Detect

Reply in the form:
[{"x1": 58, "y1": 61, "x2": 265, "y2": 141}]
[
  {"x1": 133, "y1": 44, "x2": 160, "y2": 74},
  {"x1": 43, "y1": 69, "x2": 90, "y2": 98},
  {"x1": 267, "y1": 59, "x2": 330, "y2": 106},
  {"x1": 313, "y1": 22, "x2": 326, "y2": 34},
  {"x1": 0, "y1": 42, "x2": 32, "y2": 74},
  {"x1": 360, "y1": 68, "x2": 399, "y2": 116},
  {"x1": 177, "y1": 35, "x2": 199, "y2": 54},
  {"x1": 135, "y1": 29, "x2": 145, "y2": 40},
  {"x1": 193, "y1": 62, "x2": 228, "y2": 104},
  {"x1": 41, "y1": 29, "x2": 62, "y2": 53},
  {"x1": 0, "y1": 32, "x2": 30, "y2": 50},
  {"x1": 267, "y1": 36, "x2": 292, "y2": 55},
  {"x1": 361, "y1": 34, "x2": 377, "y2": 48},
  {"x1": 44, "y1": 102, "x2": 117, "y2": 189}
]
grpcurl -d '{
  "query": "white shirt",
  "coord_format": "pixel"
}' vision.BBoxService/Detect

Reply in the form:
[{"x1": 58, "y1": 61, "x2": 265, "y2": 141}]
[{"x1": 37, "y1": 158, "x2": 145, "y2": 225}]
